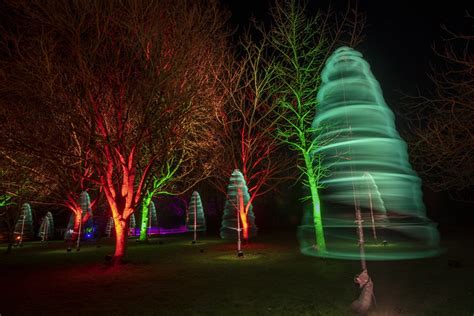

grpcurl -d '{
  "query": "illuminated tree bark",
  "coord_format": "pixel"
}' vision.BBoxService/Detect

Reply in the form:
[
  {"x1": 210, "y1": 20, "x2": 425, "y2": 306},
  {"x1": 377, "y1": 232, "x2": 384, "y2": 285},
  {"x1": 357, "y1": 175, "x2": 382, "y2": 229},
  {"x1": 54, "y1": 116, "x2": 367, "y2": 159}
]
[
  {"x1": 138, "y1": 159, "x2": 180, "y2": 241},
  {"x1": 113, "y1": 217, "x2": 129, "y2": 259},
  {"x1": 139, "y1": 193, "x2": 154, "y2": 241}
]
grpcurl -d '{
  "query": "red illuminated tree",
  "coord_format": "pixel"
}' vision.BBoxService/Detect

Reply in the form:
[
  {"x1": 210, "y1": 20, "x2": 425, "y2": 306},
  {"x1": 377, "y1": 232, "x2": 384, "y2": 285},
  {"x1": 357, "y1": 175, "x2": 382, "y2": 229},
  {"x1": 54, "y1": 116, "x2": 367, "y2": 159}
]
[
  {"x1": 0, "y1": 0, "x2": 229, "y2": 262},
  {"x1": 214, "y1": 33, "x2": 293, "y2": 240},
  {"x1": 0, "y1": 67, "x2": 100, "y2": 244}
]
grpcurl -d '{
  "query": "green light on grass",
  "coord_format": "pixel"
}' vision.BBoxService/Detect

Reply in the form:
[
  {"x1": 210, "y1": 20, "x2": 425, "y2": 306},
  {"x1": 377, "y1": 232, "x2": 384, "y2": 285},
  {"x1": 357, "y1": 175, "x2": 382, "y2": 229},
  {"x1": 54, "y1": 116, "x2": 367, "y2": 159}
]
[{"x1": 298, "y1": 47, "x2": 441, "y2": 260}]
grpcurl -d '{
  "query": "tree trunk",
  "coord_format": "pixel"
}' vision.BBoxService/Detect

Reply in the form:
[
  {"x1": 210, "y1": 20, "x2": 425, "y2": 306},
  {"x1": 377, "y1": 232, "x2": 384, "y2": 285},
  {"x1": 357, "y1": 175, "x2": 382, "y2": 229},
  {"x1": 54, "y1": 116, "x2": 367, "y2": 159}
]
[
  {"x1": 237, "y1": 188, "x2": 249, "y2": 241},
  {"x1": 139, "y1": 195, "x2": 153, "y2": 241},
  {"x1": 239, "y1": 211, "x2": 249, "y2": 241},
  {"x1": 304, "y1": 152, "x2": 326, "y2": 253},
  {"x1": 112, "y1": 217, "x2": 129, "y2": 263},
  {"x1": 72, "y1": 211, "x2": 82, "y2": 241}
]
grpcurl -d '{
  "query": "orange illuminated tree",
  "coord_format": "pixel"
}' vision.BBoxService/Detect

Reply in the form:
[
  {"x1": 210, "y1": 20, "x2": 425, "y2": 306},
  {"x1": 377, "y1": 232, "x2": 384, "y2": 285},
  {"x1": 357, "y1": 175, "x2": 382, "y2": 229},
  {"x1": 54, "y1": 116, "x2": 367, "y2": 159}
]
[{"x1": 0, "y1": 0, "x2": 229, "y2": 262}]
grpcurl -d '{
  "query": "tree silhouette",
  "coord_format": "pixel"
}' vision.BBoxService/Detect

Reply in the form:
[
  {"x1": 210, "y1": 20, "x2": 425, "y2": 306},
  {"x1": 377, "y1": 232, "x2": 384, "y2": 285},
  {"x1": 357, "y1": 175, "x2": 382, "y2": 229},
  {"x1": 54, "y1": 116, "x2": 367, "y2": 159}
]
[{"x1": 403, "y1": 15, "x2": 473, "y2": 199}]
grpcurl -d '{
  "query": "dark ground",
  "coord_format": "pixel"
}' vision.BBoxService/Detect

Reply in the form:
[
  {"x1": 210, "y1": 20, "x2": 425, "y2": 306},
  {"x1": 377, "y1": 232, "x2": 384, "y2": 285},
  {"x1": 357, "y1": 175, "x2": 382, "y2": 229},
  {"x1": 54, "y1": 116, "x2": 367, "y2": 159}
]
[{"x1": 0, "y1": 227, "x2": 473, "y2": 316}]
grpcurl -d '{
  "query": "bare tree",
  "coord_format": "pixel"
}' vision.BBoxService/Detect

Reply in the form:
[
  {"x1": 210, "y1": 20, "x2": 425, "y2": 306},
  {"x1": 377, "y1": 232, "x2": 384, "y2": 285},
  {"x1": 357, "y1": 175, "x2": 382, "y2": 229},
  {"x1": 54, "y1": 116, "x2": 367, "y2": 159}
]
[
  {"x1": 0, "y1": 38, "x2": 101, "y2": 243},
  {"x1": 267, "y1": 0, "x2": 365, "y2": 252},
  {"x1": 0, "y1": 0, "x2": 229, "y2": 262},
  {"x1": 402, "y1": 14, "x2": 473, "y2": 198},
  {"x1": 214, "y1": 31, "x2": 294, "y2": 240}
]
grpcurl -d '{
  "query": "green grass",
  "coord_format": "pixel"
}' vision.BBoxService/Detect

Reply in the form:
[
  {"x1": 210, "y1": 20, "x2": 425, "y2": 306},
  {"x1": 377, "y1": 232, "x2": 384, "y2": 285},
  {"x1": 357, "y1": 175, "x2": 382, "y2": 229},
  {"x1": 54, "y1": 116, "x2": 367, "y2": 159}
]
[{"x1": 0, "y1": 229, "x2": 473, "y2": 315}]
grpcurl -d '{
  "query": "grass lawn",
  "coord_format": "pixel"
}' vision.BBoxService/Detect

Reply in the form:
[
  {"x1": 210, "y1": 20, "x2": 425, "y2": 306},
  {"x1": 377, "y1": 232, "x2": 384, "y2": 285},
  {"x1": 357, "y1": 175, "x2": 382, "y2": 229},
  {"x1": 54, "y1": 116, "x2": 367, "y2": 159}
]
[{"x1": 0, "y1": 228, "x2": 473, "y2": 315}]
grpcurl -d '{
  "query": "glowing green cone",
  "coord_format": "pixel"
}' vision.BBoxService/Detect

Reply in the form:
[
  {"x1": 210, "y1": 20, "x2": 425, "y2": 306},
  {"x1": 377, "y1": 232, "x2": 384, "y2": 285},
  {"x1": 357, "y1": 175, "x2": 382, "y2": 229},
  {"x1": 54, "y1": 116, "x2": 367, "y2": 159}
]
[
  {"x1": 299, "y1": 47, "x2": 441, "y2": 260},
  {"x1": 186, "y1": 191, "x2": 206, "y2": 232},
  {"x1": 38, "y1": 211, "x2": 54, "y2": 241},
  {"x1": 14, "y1": 203, "x2": 33, "y2": 243}
]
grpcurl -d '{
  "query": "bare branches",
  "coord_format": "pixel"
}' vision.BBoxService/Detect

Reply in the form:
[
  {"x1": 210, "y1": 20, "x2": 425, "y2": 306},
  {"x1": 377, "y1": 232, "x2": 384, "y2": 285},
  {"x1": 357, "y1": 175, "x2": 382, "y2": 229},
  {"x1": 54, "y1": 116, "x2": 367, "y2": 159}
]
[
  {"x1": 0, "y1": 0, "x2": 230, "y2": 259},
  {"x1": 268, "y1": 0, "x2": 365, "y2": 190},
  {"x1": 213, "y1": 25, "x2": 293, "y2": 204},
  {"x1": 402, "y1": 14, "x2": 473, "y2": 194}
]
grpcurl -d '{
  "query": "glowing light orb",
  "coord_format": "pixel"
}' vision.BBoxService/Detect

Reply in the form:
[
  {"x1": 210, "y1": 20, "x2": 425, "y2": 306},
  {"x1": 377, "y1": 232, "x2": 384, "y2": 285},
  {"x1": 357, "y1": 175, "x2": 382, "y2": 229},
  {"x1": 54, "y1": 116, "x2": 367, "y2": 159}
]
[{"x1": 298, "y1": 47, "x2": 441, "y2": 260}]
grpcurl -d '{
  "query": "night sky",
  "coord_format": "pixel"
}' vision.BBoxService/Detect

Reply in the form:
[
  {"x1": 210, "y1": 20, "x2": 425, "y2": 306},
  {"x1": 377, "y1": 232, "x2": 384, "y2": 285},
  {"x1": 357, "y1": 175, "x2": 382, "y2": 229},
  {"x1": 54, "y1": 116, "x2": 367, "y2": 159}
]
[
  {"x1": 220, "y1": 0, "x2": 472, "y2": 223},
  {"x1": 221, "y1": 0, "x2": 468, "y2": 108}
]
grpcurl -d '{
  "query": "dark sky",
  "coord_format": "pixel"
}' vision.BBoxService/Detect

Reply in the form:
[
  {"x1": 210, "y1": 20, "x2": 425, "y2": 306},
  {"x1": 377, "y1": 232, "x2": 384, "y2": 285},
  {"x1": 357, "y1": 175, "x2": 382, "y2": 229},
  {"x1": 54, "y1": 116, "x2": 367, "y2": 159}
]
[
  {"x1": 220, "y1": 0, "x2": 468, "y2": 107},
  {"x1": 220, "y1": 0, "x2": 472, "y2": 217}
]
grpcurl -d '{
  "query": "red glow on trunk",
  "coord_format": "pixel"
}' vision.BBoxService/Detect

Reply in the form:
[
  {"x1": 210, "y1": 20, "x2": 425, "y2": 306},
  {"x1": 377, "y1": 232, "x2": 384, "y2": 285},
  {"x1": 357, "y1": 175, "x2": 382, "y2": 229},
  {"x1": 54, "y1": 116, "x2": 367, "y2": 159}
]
[
  {"x1": 113, "y1": 218, "x2": 128, "y2": 260},
  {"x1": 72, "y1": 211, "x2": 82, "y2": 241},
  {"x1": 237, "y1": 187, "x2": 249, "y2": 241}
]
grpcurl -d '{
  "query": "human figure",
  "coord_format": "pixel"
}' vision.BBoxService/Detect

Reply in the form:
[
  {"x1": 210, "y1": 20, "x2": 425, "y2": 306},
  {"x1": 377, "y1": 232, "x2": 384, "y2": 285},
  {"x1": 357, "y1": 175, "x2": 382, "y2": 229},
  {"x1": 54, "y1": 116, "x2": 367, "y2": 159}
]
[{"x1": 351, "y1": 269, "x2": 375, "y2": 314}]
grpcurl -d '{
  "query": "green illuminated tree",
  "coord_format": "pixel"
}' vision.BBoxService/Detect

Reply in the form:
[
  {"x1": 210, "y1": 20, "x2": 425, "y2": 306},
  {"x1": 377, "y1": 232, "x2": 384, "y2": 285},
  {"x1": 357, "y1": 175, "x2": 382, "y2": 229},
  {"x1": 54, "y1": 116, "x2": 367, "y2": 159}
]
[
  {"x1": 138, "y1": 163, "x2": 178, "y2": 241},
  {"x1": 268, "y1": 0, "x2": 365, "y2": 252},
  {"x1": 0, "y1": 192, "x2": 17, "y2": 253}
]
